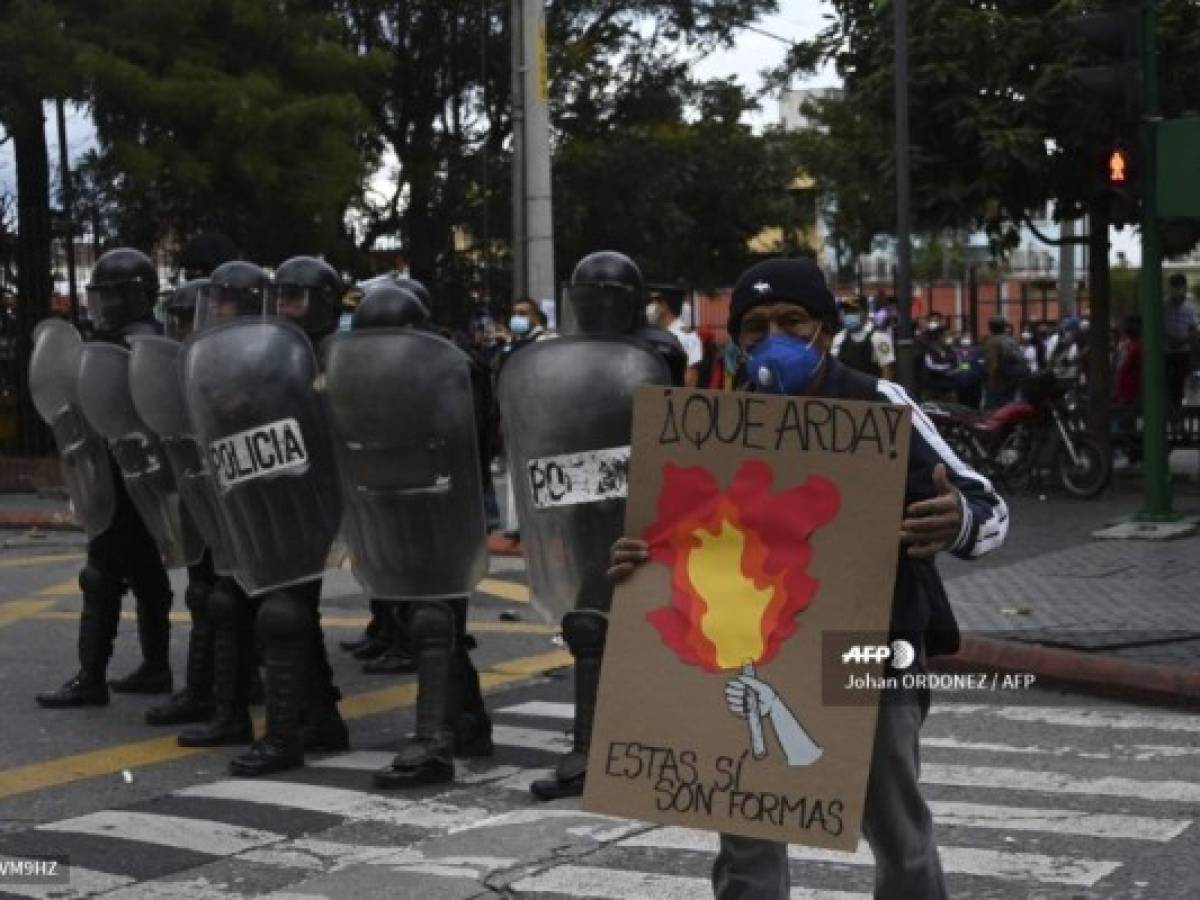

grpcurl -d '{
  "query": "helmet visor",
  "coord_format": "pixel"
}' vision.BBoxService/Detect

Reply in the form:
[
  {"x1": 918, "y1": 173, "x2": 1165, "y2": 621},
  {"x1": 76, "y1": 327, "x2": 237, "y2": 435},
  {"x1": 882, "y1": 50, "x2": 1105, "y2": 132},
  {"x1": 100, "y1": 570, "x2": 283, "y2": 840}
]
[
  {"x1": 193, "y1": 283, "x2": 267, "y2": 333},
  {"x1": 562, "y1": 284, "x2": 638, "y2": 336},
  {"x1": 85, "y1": 282, "x2": 147, "y2": 334},
  {"x1": 266, "y1": 284, "x2": 338, "y2": 335}
]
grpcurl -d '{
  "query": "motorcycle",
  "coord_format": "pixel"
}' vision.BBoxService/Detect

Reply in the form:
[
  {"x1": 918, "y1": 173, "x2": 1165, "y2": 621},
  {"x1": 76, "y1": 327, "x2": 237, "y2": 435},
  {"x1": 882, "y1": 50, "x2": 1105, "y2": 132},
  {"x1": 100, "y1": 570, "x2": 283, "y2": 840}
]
[{"x1": 922, "y1": 372, "x2": 1111, "y2": 499}]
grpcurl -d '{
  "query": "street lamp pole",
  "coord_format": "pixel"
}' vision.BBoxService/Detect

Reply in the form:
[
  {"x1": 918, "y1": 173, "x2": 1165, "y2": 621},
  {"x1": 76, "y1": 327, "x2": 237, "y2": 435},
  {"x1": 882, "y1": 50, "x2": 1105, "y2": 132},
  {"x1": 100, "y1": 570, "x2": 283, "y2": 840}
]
[{"x1": 893, "y1": 0, "x2": 916, "y2": 390}]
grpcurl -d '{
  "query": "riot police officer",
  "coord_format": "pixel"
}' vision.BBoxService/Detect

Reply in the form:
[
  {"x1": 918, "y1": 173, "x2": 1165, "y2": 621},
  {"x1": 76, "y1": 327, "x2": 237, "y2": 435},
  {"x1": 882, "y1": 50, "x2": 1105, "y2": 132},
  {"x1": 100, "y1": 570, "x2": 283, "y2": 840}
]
[
  {"x1": 33, "y1": 248, "x2": 178, "y2": 707},
  {"x1": 326, "y1": 283, "x2": 493, "y2": 787},
  {"x1": 175, "y1": 262, "x2": 273, "y2": 752},
  {"x1": 138, "y1": 278, "x2": 221, "y2": 727},
  {"x1": 185, "y1": 256, "x2": 347, "y2": 775},
  {"x1": 498, "y1": 251, "x2": 676, "y2": 800}
]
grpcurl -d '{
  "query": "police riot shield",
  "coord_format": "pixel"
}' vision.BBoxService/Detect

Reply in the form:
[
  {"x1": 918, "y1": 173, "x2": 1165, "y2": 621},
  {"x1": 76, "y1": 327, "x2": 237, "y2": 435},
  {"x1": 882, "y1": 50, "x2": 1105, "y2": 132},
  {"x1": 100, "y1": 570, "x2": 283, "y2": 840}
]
[
  {"x1": 182, "y1": 319, "x2": 342, "y2": 596},
  {"x1": 128, "y1": 335, "x2": 234, "y2": 574},
  {"x1": 28, "y1": 320, "x2": 116, "y2": 538},
  {"x1": 498, "y1": 337, "x2": 671, "y2": 622},
  {"x1": 324, "y1": 329, "x2": 486, "y2": 599},
  {"x1": 76, "y1": 342, "x2": 202, "y2": 568}
]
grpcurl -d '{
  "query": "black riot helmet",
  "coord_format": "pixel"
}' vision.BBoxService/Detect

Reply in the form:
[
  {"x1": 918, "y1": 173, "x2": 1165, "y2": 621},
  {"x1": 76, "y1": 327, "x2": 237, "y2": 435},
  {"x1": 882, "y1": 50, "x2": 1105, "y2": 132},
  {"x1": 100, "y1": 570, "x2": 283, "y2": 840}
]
[
  {"x1": 268, "y1": 256, "x2": 344, "y2": 340},
  {"x1": 194, "y1": 260, "x2": 269, "y2": 333},
  {"x1": 393, "y1": 276, "x2": 434, "y2": 314},
  {"x1": 86, "y1": 248, "x2": 158, "y2": 335},
  {"x1": 165, "y1": 278, "x2": 208, "y2": 341},
  {"x1": 634, "y1": 325, "x2": 688, "y2": 387},
  {"x1": 177, "y1": 232, "x2": 239, "y2": 281},
  {"x1": 563, "y1": 251, "x2": 643, "y2": 336},
  {"x1": 351, "y1": 284, "x2": 431, "y2": 331}
]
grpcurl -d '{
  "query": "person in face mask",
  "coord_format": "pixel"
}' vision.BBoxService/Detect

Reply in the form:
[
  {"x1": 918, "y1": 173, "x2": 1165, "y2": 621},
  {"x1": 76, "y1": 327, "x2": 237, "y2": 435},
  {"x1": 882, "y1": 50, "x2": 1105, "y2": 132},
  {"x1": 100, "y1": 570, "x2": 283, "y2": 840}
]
[
  {"x1": 831, "y1": 296, "x2": 895, "y2": 380},
  {"x1": 608, "y1": 256, "x2": 1008, "y2": 900}
]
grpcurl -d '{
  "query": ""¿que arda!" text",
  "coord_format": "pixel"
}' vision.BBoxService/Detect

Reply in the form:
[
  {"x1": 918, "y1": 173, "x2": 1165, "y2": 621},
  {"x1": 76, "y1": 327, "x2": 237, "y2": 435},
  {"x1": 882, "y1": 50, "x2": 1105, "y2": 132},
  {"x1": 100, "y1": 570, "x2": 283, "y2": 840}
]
[
  {"x1": 656, "y1": 389, "x2": 905, "y2": 460},
  {"x1": 604, "y1": 741, "x2": 845, "y2": 837}
]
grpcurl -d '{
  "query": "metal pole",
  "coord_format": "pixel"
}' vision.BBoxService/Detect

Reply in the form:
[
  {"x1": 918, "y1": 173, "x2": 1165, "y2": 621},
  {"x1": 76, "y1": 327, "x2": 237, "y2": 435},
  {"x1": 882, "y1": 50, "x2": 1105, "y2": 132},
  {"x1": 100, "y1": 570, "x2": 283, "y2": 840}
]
[
  {"x1": 510, "y1": 0, "x2": 526, "y2": 299},
  {"x1": 55, "y1": 98, "x2": 79, "y2": 325},
  {"x1": 893, "y1": 0, "x2": 915, "y2": 390},
  {"x1": 521, "y1": 0, "x2": 555, "y2": 306},
  {"x1": 1137, "y1": 0, "x2": 1172, "y2": 519},
  {"x1": 1058, "y1": 218, "x2": 1076, "y2": 316}
]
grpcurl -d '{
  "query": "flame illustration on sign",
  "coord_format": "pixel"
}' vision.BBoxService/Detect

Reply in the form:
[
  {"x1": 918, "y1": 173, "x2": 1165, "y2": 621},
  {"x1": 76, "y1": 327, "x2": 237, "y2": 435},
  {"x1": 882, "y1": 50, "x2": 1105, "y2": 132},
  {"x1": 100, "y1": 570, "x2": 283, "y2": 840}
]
[{"x1": 645, "y1": 460, "x2": 841, "y2": 673}]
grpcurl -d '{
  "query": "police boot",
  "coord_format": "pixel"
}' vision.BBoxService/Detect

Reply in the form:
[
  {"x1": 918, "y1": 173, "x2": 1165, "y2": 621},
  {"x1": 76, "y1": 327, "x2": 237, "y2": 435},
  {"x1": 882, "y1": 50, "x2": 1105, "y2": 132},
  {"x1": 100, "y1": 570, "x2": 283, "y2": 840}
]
[
  {"x1": 110, "y1": 593, "x2": 173, "y2": 694},
  {"x1": 341, "y1": 599, "x2": 385, "y2": 653},
  {"x1": 36, "y1": 566, "x2": 121, "y2": 708},
  {"x1": 374, "y1": 602, "x2": 455, "y2": 788},
  {"x1": 230, "y1": 592, "x2": 307, "y2": 776},
  {"x1": 531, "y1": 610, "x2": 607, "y2": 801},
  {"x1": 363, "y1": 604, "x2": 415, "y2": 674},
  {"x1": 450, "y1": 634, "x2": 493, "y2": 758},
  {"x1": 147, "y1": 580, "x2": 215, "y2": 725},
  {"x1": 178, "y1": 583, "x2": 253, "y2": 747},
  {"x1": 303, "y1": 625, "x2": 350, "y2": 753}
]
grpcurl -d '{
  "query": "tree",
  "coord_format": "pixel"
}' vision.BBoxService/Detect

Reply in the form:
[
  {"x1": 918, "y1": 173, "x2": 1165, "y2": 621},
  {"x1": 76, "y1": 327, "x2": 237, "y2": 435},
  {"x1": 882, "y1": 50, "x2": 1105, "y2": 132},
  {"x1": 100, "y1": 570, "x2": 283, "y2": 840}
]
[
  {"x1": 554, "y1": 79, "x2": 804, "y2": 287},
  {"x1": 778, "y1": 0, "x2": 1200, "y2": 254},
  {"x1": 69, "y1": 0, "x2": 380, "y2": 269},
  {"x1": 340, "y1": 0, "x2": 779, "y2": 321}
]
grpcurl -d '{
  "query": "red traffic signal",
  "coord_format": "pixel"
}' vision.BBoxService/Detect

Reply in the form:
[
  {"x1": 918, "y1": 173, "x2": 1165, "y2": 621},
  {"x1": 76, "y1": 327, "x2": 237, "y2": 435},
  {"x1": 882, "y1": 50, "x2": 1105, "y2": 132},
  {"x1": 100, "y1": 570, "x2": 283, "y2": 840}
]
[{"x1": 1109, "y1": 148, "x2": 1129, "y2": 184}]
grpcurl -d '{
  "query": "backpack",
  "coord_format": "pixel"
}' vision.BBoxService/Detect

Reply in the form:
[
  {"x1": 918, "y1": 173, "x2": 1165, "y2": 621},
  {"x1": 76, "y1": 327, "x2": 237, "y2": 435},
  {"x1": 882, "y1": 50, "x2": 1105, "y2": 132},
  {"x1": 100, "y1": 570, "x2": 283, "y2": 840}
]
[{"x1": 998, "y1": 336, "x2": 1031, "y2": 384}]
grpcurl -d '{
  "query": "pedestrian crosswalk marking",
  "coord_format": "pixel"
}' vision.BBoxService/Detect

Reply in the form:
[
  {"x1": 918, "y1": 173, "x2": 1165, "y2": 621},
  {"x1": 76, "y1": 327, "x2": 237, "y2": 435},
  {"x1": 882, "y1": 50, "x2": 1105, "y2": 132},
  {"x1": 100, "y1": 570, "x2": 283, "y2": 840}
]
[
  {"x1": 497, "y1": 700, "x2": 574, "y2": 719},
  {"x1": 923, "y1": 736, "x2": 1200, "y2": 762},
  {"x1": 931, "y1": 703, "x2": 1200, "y2": 734},
  {"x1": 492, "y1": 723, "x2": 573, "y2": 753},
  {"x1": 5, "y1": 699, "x2": 1198, "y2": 898},
  {"x1": 0, "y1": 864, "x2": 134, "y2": 899},
  {"x1": 621, "y1": 828, "x2": 1122, "y2": 887},
  {"x1": 922, "y1": 763, "x2": 1200, "y2": 802},
  {"x1": 926, "y1": 800, "x2": 1190, "y2": 842},
  {"x1": 39, "y1": 810, "x2": 284, "y2": 856},
  {"x1": 509, "y1": 865, "x2": 871, "y2": 900},
  {"x1": 177, "y1": 780, "x2": 485, "y2": 829}
]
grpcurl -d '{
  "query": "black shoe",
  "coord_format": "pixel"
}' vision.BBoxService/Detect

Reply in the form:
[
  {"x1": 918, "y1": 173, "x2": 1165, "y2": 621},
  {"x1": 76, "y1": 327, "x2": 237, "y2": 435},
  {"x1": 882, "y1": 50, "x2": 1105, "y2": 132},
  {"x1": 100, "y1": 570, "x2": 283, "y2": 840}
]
[
  {"x1": 109, "y1": 662, "x2": 173, "y2": 695},
  {"x1": 373, "y1": 736, "x2": 454, "y2": 788},
  {"x1": 230, "y1": 735, "x2": 303, "y2": 777},
  {"x1": 339, "y1": 635, "x2": 372, "y2": 653},
  {"x1": 452, "y1": 711, "x2": 494, "y2": 758},
  {"x1": 362, "y1": 647, "x2": 416, "y2": 675},
  {"x1": 530, "y1": 752, "x2": 586, "y2": 801},
  {"x1": 145, "y1": 689, "x2": 215, "y2": 726},
  {"x1": 351, "y1": 636, "x2": 391, "y2": 661},
  {"x1": 36, "y1": 673, "x2": 109, "y2": 708},
  {"x1": 303, "y1": 710, "x2": 350, "y2": 753},
  {"x1": 177, "y1": 708, "x2": 254, "y2": 747}
]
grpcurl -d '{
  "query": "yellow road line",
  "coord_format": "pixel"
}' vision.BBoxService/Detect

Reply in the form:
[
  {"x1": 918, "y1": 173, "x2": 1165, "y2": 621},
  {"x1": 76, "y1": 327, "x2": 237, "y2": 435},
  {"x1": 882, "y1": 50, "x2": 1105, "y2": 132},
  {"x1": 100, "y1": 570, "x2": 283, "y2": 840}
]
[
  {"x1": 30, "y1": 609, "x2": 557, "y2": 635},
  {"x1": 0, "y1": 552, "x2": 83, "y2": 571},
  {"x1": 38, "y1": 577, "x2": 80, "y2": 597},
  {"x1": 0, "y1": 648, "x2": 573, "y2": 802},
  {"x1": 477, "y1": 578, "x2": 530, "y2": 604},
  {"x1": 0, "y1": 600, "x2": 58, "y2": 629}
]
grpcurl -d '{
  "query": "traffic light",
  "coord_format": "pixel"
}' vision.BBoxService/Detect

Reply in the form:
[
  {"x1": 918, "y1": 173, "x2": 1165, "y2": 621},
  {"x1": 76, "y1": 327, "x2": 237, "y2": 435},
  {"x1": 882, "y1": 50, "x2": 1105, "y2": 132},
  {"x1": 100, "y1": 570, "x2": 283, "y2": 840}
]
[
  {"x1": 1109, "y1": 146, "x2": 1129, "y2": 185},
  {"x1": 1067, "y1": 7, "x2": 1140, "y2": 113}
]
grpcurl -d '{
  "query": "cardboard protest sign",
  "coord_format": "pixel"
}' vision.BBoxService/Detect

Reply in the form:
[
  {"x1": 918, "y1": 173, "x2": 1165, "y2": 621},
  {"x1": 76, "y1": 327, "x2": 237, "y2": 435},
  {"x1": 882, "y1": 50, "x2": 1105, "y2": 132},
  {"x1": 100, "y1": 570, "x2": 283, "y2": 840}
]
[{"x1": 583, "y1": 385, "x2": 912, "y2": 850}]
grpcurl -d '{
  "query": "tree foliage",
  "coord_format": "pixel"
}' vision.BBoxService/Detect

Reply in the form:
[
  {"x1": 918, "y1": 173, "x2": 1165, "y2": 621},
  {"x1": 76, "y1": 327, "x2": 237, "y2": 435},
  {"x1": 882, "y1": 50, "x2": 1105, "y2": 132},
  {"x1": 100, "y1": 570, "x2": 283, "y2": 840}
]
[
  {"x1": 779, "y1": 0, "x2": 1200, "y2": 257},
  {"x1": 69, "y1": 0, "x2": 381, "y2": 268}
]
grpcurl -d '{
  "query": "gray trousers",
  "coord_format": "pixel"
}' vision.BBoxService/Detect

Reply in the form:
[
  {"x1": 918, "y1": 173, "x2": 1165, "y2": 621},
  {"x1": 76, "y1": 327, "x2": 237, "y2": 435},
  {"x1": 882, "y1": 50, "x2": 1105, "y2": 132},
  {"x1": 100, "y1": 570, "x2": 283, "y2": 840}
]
[{"x1": 712, "y1": 682, "x2": 947, "y2": 900}]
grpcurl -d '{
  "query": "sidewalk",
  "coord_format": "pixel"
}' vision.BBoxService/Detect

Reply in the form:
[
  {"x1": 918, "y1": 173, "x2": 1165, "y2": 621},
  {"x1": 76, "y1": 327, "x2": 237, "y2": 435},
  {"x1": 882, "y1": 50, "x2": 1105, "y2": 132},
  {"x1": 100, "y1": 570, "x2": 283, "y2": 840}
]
[{"x1": 6, "y1": 478, "x2": 1200, "y2": 707}]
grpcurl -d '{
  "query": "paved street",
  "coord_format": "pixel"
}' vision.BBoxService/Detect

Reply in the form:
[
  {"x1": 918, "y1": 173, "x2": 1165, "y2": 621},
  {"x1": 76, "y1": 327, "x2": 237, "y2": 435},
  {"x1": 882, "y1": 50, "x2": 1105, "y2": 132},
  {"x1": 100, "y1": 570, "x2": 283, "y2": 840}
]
[{"x1": 0, "y1": 530, "x2": 1197, "y2": 899}]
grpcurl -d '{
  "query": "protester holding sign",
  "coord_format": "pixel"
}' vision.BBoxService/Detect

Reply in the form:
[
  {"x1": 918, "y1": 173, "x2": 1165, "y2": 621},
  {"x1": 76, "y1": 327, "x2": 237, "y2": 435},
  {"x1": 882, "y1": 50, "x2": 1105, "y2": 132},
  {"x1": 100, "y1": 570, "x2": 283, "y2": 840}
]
[{"x1": 606, "y1": 258, "x2": 1007, "y2": 900}]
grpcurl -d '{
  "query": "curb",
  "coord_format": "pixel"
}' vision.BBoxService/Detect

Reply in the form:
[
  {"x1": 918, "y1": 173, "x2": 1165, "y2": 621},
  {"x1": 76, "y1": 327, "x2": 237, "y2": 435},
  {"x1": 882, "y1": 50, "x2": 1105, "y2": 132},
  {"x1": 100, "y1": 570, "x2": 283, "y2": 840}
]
[
  {"x1": 0, "y1": 509, "x2": 79, "y2": 530},
  {"x1": 933, "y1": 635, "x2": 1200, "y2": 710}
]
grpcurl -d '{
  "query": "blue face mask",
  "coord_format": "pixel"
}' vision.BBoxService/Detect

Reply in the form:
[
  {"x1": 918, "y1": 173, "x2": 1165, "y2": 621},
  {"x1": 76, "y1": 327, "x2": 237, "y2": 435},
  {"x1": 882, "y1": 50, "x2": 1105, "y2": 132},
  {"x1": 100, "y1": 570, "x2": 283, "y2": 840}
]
[
  {"x1": 843, "y1": 313, "x2": 862, "y2": 330},
  {"x1": 747, "y1": 329, "x2": 825, "y2": 395},
  {"x1": 509, "y1": 314, "x2": 531, "y2": 335}
]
